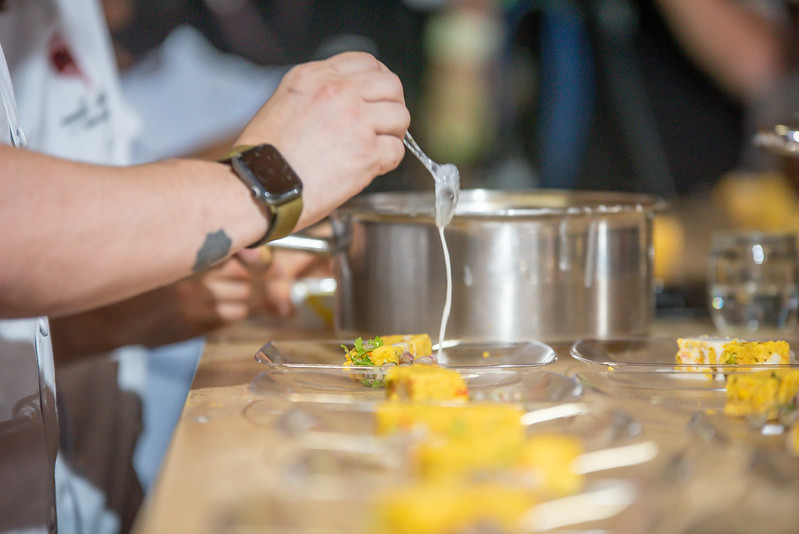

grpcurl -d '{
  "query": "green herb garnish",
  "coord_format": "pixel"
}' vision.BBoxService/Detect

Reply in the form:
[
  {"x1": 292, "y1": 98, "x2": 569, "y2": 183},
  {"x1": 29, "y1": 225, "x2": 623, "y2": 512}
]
[
  {"x1": 342, "y1": 336, "x2": 384, "y2": 366},
  {"x1": 361, "y1": 378, "x2": 384, "y2": 388}
]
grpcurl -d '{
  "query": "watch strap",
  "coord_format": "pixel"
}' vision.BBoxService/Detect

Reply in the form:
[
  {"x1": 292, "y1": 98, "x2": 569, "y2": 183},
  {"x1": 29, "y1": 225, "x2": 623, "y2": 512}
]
[
  {"x1": 220, "y1": 144, "x2": 303, "y2": 247},
  {"x1": 219, "y1": 144, "x2": 255, "y2": 164},
  {"x1": 258, "y1": 194, "x2": 303, "y2": 247}
]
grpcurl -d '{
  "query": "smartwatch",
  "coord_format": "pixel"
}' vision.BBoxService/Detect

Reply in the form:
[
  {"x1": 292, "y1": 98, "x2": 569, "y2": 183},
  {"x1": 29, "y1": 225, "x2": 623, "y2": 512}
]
[{"x1": 220, "y1": 144, "x2": 304, "y2": 247}]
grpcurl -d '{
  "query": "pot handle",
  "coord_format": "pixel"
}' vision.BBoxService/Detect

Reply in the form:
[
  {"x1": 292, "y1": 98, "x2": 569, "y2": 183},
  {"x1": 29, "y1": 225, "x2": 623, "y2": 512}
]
[{"x1": 268, "y1": 224, "x2": 349, "y2": 256}]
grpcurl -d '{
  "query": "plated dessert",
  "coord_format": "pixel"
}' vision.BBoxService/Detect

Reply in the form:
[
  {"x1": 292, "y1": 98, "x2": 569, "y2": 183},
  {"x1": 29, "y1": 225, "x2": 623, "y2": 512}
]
[
  {"x1": 725, "y1": 369, "x2": 799, "y2": 420},
  {"x1": 673, "y1": 337, "x2": 799, "y2": 422},
  {"x1": 571, "y1": 336, "x2": 797, "y2": 368},
  {"x1": 341, "y1": 334, "x2": 437, "y2": 387},
  {"x1": 373, "y1": 480, "x2": 534, "y2": 534},
  {"x1": 345, "y1": 335, "x2": 589, "y2": 532},
  {"x1": 342, "y1": 334, "x2": 435, "y2": 368},
  {"x1": 675, "y1": 337, "x2": 791, "y2": 366},
  {"x1": 384, "y1": 364, "x2": 468, "y2": 402},
  {"x1": 371, "y1": 401, "x2": 586, "y2": 533}
]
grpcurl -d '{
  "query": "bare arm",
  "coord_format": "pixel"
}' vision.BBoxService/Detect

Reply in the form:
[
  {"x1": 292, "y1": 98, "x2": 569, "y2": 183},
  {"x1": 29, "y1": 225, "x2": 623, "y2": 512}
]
[
  {"x1": 0, "y1": 151, "x2": 261, "y2": 318},
  {"x1": 49, "y1": 257, "x2": 255, "y2": 361},
  {"x1": 655, "y1": 0, "x2": 791, "y2": 101},
  {"x1": 48, "y1": 246, "x2": 329, "y2": 363},
  {"x1": 0, "y1": 52, "x2": 408, "y2": 319}
]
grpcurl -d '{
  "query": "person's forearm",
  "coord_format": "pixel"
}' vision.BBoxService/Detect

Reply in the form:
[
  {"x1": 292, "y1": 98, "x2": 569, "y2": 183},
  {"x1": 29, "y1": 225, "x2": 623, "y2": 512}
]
[
  {"x1": 0, "y1": 52, "x2": 409, "y2": 319},
  {"x1": 655, "y1": 0, "x2": 790, "y2": 100},
  {"x1": 0, "y1": 146, "x2": 266, "y2": 318},
  {"x1": 50, "y1": 256, "x2": 258, "y2": 363},
  {"x1": 50, "y1": 283, "x2": 224, "y2": 362}
]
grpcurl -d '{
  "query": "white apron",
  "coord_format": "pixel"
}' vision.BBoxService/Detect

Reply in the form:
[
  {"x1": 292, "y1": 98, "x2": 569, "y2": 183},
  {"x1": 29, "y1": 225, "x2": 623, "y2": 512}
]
[{"x1": 0, "y1": 0, "x2": 140, "y2": 532}]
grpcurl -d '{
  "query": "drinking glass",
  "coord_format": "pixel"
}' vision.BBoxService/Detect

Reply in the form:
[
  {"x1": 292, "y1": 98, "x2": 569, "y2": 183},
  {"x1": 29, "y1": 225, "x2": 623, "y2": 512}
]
[{"x1": 707, "y1": 231, "x2": 799, "y2": 336}]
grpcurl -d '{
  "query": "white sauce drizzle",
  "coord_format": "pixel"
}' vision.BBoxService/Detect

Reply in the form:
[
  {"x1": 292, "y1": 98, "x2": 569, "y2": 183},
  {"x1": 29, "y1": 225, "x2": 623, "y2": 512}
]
[
  {"x1": 403, "y1": 132, "x2": 460, "y2": 359},
  {"x1": 432, "y1": 163, "x2": 460, "y2": 360}
]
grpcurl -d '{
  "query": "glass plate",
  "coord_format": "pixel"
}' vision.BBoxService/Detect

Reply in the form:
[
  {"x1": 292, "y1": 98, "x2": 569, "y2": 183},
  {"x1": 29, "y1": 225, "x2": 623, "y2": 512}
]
[
  {"x1": 571, "y1": 336, "x2": 799, "y2": 370},
  {"x1": 249, "y1": 368, "x2": 582, "y2": 403},
  {"x1": 575, "y1": 370, "x2": 799, "y2": 458},
  {"x1": 245, "y1": 399, "x2": 643, "y2": 450},
  {"x1": 257, "y1": 338, "x2": 557, "y2": 368},
  {"x1": 575, "y1": 369, "x2": 729, "y2": 412},
  {"x1": 254, "y1": 338, "x2": 556, "y2": 393},
  {"x1": 237, "y1": 402, "x2": 658, "y2": 533},
  {"x1": 220, "y1": 478, "x2": 650, "y2": 534},
  {"x1": 576, "y1": 367, "x2": 799, "y2": 416}
]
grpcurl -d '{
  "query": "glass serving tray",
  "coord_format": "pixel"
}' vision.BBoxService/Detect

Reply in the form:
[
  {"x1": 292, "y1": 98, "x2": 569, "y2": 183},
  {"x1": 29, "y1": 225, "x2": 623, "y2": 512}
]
[
  {"x1": 571, "y1": 336, "x2": 799, "y2": 370},
  {"x1": 575, "y1": 369, "x2": 799, "y2": 462},
  {"x1": 244, "y1": 400, "x2": 644, "y2": 452},
  {"x1": 254, "y1": 338, "x2": 557, "y2": 394},
  {"x1": 577, "y1": 367, "x2": 799, "y2": 424},
  {"x1": 251, "y1": 401, "x2": 652, "y2": 488},
  {"x1": 250, "y1": 368, "x2": 583, "y2": 404},
  {"x1": 574, "y1": 369, "x2": 730, "y2": 413},
  {"x1": 258, "y1": 338, "x2": 557, "y2": 368},
  {"x1": 220, "y1": 478, "x2": 649, "y2": 534},
  {"x1": 237, "y1": 401, "x2": 658, "y2": 533}
]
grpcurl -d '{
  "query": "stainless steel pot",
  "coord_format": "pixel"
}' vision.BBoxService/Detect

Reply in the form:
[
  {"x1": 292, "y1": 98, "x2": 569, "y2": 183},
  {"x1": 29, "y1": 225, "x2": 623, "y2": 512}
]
[{"x1": 274, "y1": 189, "x2": 663, "y2": 343}]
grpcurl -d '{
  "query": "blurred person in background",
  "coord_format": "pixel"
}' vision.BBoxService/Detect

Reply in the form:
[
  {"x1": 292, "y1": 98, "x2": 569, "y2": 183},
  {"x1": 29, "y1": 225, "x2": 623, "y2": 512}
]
[
  {"x1": 0, "y1": 2, "x2": 409, "y2": 534},
  {"x1": 504, "y1": 0, "x2": 794, "y2": 196},
  {"x1": 364, "y1": 0, "x2": 792, "y2": 194}
]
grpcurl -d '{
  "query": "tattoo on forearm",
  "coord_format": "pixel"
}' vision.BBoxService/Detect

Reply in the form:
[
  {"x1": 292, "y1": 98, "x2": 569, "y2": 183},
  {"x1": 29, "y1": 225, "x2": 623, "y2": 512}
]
[{"x1": 193, "y1": 229, "x2": 232, "y2": 272}]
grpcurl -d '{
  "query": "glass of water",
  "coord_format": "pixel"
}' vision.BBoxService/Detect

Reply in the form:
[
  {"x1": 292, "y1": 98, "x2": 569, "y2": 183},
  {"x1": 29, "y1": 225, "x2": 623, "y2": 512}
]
[{"x1": 708, "y1": 231, "x2": 799, "y2": 336}]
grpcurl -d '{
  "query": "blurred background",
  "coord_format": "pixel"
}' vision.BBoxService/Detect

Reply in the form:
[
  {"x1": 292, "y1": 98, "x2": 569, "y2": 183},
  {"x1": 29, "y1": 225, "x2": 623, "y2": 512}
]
[{"x1": 103, "y1": 0, "x2": 799, "y2": 314}]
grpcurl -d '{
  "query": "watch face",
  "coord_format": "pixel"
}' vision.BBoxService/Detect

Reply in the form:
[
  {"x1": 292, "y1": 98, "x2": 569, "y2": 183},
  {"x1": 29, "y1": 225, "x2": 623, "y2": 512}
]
[{"x1": 235, "y1": 144, "x2": 303, "y2": 202}]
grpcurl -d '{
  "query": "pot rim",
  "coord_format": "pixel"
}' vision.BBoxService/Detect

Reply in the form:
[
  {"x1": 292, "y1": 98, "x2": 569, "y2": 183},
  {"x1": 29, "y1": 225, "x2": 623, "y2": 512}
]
[{"x1": 336, "y1": 188, "x2": 667, "y2": 220}]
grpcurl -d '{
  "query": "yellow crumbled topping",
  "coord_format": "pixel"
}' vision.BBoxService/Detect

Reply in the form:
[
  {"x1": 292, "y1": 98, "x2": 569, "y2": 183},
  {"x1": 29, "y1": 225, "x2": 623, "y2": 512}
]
[
  {"x1": 720, "y1": 340, "x2": 790, "y2": 365},
  {"x1": 343, "y1": 334, "x2": 433, "y2": 367},
  {"x1": 375, "y1": 402, "x2": 525, "y2": 437},
  {"x1": 676, "y1": 337, "x2": 724, "y2": 365},
  {"x1": 376, "y1": 403, "x2": 525, "y2": 481},
  {"x1": 381, "y1": 334, "x2": 433, "y2": 358},
  {"x1": 368, "y1": 344, "x2": 403, "y2": 366},
  {"x1": 414, "y1": 432, "x2": 523, "y2": 481},
  {"x1": 374, "y1": 403, "x2": 583, "y2": 496},
  {"x1": 789, "y1": 424, "x2": 799, "y2": 457},
  {"x1": 384, "y1": 364, "x2": 468, "y2": 402},
  {"x1": 725, "y1": 369, "x2": 799, "y2": 419},
  {"x1": 372, "y1": 481, "x2": 533, "y2": 534},
  {"x1": 402, "y1": 405, "x2": 527, "y2": 481},
  {"x1": 517, "y1": 434, "x2": 585, "y2": 497},
  {"x1": 675, "y1": 337, "x2": 791, "y2": 366}
]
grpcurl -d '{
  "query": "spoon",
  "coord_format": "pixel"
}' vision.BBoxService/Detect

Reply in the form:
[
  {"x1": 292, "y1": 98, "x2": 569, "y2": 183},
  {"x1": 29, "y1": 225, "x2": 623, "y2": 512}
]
[{"x1": 403, "y1": 131, "x2": 460, "y2": 227}]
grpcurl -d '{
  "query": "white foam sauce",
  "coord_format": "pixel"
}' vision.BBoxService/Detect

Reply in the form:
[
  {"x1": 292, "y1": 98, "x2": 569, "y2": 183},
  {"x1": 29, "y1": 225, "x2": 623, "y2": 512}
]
[{"x1": 432, "y1": 163, "x2": 460, "y2": 359}]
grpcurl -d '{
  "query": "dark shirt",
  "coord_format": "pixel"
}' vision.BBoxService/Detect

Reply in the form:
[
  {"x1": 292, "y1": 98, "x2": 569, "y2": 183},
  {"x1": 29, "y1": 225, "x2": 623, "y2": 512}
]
[{"x1": 520, "y1": 0, "x2": 746, "y2": 198}]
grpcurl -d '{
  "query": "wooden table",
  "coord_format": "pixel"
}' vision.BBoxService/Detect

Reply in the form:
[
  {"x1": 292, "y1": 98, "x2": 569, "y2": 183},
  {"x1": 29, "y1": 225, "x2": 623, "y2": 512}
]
[{"x1": 132, "y1": 317, "x2": 798, "y2": 534}]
